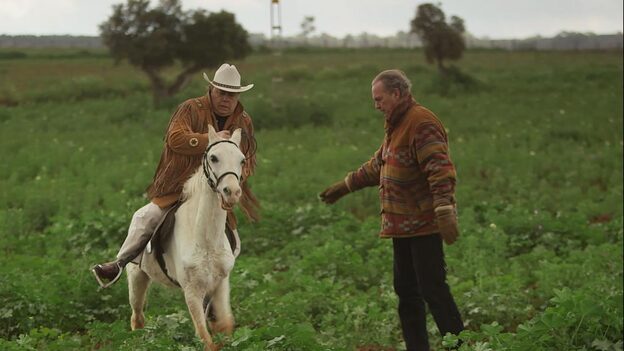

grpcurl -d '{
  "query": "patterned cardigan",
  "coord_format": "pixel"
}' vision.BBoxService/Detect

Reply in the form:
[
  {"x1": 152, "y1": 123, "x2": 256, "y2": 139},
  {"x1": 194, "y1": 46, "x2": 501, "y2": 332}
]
[{"x1": 346, "y1": 97, "x2": 457, "y2": 238}]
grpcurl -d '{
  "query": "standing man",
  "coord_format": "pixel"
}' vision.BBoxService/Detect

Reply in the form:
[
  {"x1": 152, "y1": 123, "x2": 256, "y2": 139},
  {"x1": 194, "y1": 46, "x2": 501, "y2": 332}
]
[
  {"x1": 319, "y1": 69, "x2": 463, "y2": 350},
  {"x1": 92, "y1": 63, "x2": 259, "y2": 288}
]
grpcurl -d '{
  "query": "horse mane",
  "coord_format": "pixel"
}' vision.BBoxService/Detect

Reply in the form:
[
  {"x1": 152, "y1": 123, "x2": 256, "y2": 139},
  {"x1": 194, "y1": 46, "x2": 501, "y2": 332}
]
[{"x1": 180, "y1": 166, "x2": 207, "y2": 202}]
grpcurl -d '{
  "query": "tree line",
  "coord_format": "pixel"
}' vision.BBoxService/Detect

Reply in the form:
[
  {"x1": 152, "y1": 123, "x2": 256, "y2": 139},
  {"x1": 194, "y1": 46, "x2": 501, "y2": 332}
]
[{"x1": 99, "y1": 0, "x2": 464, "y2": 105}]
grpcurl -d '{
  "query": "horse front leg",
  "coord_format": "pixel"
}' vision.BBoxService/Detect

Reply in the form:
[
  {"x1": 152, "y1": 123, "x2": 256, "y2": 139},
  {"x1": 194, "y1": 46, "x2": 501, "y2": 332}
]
[
  {"x1": 183, "y1": 285, "x2": 218, "y2": 351},
  {"x1": 127, "y1": 264, "x2": 150, "y2": 330},
  {"x1": 208, "y1": 276, "x2": 234, "y2": 335}
]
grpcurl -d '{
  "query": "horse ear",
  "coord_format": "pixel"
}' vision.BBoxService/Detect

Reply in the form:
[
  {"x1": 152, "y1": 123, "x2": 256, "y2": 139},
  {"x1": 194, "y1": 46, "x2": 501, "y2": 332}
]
[
  {"x1": 207, "y1": 125, "x2": 219, "y2": 144},
  {"x1": 231, "y1": 128, "x2": 242, "y2": 146}
]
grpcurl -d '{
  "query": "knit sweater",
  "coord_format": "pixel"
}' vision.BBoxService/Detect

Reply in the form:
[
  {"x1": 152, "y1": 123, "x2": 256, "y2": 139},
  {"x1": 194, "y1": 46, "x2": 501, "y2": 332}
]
[{"x1": 346, "y1": 97, "x2": 456, "y2": 238}]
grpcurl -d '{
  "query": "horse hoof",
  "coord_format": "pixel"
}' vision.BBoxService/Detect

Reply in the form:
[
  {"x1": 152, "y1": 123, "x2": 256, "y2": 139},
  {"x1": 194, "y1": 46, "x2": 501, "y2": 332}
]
[
  {"x1": 209, "y1": 320, "x2": 234, "y2": 335},
  {"x1": 131, "y1": 314, "x2": 145, "y2": 330}
]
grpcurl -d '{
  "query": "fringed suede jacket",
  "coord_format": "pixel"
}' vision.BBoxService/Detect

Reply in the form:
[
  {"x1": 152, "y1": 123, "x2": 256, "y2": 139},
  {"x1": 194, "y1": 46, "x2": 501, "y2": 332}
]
[{"x1": 146, "y1": 95, "x2": 259, "y2": 230}]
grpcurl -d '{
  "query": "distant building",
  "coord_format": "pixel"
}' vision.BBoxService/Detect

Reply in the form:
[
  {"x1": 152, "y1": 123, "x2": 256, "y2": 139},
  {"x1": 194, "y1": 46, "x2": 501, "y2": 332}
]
[{"x1": 470, "y1": 33, "x2": 623, "y2": 51}]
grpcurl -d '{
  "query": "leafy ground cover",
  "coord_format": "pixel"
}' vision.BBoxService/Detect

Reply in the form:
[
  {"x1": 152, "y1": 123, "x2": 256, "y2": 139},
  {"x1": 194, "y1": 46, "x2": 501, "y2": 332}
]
[{"x1": 0, "y1": 48, "x2": 622, "y2": 350}]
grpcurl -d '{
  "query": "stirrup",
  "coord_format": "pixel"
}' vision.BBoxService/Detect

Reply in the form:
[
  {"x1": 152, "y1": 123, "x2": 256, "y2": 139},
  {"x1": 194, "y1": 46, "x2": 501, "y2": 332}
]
[{"x1": 91, "y1": 262, "x2": 124, "y2": 289}]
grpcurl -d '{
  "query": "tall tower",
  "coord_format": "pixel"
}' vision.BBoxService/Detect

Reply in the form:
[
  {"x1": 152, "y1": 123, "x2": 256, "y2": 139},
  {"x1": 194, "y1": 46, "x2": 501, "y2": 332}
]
[{"x1": 270, "y1": 0, "x2": 282, "y2": 41}]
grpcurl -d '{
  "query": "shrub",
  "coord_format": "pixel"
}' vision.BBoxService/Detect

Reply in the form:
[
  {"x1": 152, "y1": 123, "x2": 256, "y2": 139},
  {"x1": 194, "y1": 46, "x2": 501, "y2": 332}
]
[
  {"x1": 248, "y1": 96, "x2": 332, "y2": 130},
  {"x1": 427, "y1": 65, "x2": 483, "y2": 96},
  {"x1": 0, "y1": 51, "x2": 27, "y2": 60}
]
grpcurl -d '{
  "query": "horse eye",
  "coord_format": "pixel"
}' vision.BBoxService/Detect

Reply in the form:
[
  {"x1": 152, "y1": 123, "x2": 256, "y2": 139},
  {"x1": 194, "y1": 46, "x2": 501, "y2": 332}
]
[
  {"x1": 210, "y1": 155, "x2": 218, "y2": 163},
  {"x1": 240, "y1": 159, "x2": 246, "y2": 165}
]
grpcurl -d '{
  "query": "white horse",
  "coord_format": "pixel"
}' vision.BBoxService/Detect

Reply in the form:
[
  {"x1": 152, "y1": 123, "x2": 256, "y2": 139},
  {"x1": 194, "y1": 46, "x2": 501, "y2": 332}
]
[{"x1": 126, "y1": 126, "x2": 246, "y2": 351}]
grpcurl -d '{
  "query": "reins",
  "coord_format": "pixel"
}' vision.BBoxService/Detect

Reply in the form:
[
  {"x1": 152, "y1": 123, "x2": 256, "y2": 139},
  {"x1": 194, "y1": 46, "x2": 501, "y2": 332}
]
[{"x1": 241, "y1": 129, "x2": 257, "y2": 161}]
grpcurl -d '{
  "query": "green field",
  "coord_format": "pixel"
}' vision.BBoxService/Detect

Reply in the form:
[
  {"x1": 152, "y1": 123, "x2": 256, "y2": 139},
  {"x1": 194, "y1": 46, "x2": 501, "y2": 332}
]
[{"x1": 0, "y1": 48, "x2": 622, "y2": 350}]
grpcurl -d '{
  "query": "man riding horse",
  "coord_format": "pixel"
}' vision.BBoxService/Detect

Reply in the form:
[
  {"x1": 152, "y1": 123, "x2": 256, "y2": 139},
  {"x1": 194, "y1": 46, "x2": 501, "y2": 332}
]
[{"x1": 92, "y1": 63, "x2": 259, "y2": 288}]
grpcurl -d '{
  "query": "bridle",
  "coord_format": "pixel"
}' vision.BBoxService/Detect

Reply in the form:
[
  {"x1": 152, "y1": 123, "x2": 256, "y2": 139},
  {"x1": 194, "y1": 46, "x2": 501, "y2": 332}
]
[{"x1": 202, "y1": 140, "x2": 242, "y2": 192}]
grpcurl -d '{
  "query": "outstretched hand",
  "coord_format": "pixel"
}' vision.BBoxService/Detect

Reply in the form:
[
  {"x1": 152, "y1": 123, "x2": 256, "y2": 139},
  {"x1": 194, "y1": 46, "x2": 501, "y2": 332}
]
[{"x1": 319, "y1": 180, "x2": 350, "y2": 204}]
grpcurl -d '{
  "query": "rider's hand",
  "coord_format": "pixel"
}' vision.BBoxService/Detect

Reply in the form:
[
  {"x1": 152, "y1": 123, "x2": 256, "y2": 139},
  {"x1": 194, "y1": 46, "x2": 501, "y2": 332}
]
[{"x1": 217, "y1": 130, "x2": 231, "y2": 139}]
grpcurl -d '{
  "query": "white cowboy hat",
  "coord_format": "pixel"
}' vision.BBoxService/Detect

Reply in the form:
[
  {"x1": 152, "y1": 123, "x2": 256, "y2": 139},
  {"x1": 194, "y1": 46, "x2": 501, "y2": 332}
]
[{"x1": 203, "y1": 63, "x2": 254, "y2": 93}]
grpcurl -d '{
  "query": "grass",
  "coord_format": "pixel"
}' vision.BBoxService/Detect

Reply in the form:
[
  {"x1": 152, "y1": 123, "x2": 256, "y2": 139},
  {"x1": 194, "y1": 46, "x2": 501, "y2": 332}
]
[{"x1": 0, "y1": 47, "x2": 622, "y2": 350}]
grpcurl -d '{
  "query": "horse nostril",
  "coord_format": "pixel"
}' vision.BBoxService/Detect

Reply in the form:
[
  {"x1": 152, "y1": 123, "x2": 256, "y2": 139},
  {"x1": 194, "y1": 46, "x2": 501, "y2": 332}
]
[
  {"x1": 235, "y1": 189, "x2": 241, "y2": 197},
  {"x1": 223, "y1": 187, "x2": 231, "y2": 196}
]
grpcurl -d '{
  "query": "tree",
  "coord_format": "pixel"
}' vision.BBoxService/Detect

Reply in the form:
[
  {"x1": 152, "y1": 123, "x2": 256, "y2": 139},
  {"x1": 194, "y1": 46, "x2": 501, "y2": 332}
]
[
  {"x1": 299, "y1": 16, "x2": 316, "y2": 44},
  {"x1": 300, "y1": 16, "x2": 316, "y2": 37},
  {"x1": 410, "y1": 3, "x2": 465, "y2": 72},
  {"x1": 100, "y1": 0, "x2": 251, "y2": 105}
]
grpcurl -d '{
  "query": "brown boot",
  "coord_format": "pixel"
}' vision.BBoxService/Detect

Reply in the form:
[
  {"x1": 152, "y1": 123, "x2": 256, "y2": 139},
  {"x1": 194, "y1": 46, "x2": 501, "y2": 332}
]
[{"x1": 91, "y1": 261, "x2": 123, "y2": 288}]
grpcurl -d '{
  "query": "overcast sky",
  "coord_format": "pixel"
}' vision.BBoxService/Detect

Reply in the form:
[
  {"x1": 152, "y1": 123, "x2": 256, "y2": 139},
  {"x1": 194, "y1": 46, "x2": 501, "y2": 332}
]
[{"x1": 0, "y1": 0, "x2": 622, "y2": 39}]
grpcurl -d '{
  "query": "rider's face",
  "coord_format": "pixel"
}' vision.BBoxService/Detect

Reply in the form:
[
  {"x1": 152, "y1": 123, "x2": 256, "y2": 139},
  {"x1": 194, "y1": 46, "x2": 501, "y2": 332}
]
[{"x1": 210, "y1": 88, "x2": 240, "y2": 116}]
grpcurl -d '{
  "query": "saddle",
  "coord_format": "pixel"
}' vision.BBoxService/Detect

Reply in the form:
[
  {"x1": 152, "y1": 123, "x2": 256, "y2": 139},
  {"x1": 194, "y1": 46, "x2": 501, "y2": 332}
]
[{"x1": 139, "y1": 201, "x2": 240, "y2": 287}]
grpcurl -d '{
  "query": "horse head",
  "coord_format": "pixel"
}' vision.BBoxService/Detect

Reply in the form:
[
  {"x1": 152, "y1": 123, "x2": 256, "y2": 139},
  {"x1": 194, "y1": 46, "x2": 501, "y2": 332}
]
[{"x1": 203, "y1": 125, "x2": 246, "y2": 209}]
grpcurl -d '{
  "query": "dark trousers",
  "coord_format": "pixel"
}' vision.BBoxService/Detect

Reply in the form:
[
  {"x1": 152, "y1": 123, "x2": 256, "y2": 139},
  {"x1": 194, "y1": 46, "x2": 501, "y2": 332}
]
[{"x1": 392, "y1": 234, "x2": 464, "y2": 351}]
